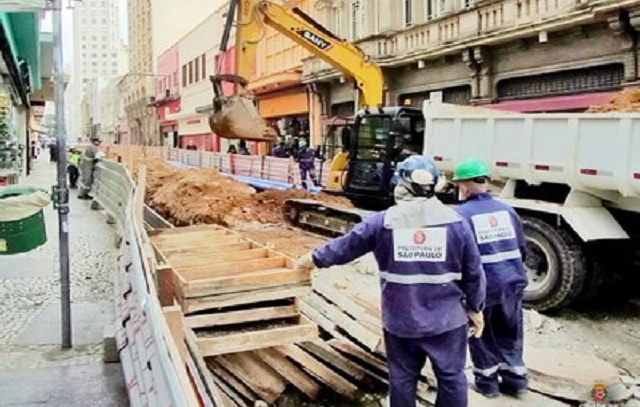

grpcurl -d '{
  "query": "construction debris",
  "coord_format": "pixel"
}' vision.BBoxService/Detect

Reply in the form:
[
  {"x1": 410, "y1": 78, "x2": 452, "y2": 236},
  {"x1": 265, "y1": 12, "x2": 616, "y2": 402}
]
[{"x1": 588, "y1": 89, "x2": 640, "y2": 112}]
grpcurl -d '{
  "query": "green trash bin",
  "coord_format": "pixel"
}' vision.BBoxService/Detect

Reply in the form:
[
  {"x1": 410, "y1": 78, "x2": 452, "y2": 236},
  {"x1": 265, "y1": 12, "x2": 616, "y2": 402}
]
[{"x1": 0, "y1": 185, "x2": 51, "y2": 255}]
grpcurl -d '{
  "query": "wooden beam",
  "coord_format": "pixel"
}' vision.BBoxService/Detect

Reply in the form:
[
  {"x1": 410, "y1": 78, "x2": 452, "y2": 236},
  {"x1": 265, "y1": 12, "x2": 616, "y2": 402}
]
[
  {"x1": 206, "y1": 359, "x2": 257, "y2": 403},
  {"x1": 314, "y1": 280, "x2": 382, "y2": 328},
  {"x1": 298, "y1": 340, "x2": 367, "y2": 381},
  {"x1": 169, "y1": 248, "x2": 269, "y2": 268},
  {"x1": 157, "y1": 266, "x2": 176, "y2": 307},
  {"x1": 183, "y1": 285, "x2": 311, "y2": 314},
  {"x1": 185, "y1": 304, "x2": 299, "y2": 329},
  {"x1": 160, "y1": 242, "x2": 253, "y2": 257},
  {"x1": 195, "y1": 315, "x2": 318, "y2": 356},
  {"x1": 254, "y1": 348, "x2": 322, "y2": 400},
  {"x1": 275, "y1": 344, "x2": 360, "y2": 400},
  {"x1": 186, "y1": 268, "x2": 311, "y2": 298},
  {"x1": 179, "y1": 257, "x2": 287, "y2": 280},
  {"x1": 154, "y1": 234, "x2": 241, "y2": 250},
  {"x1": 215, "y1": 353, "x2": 287, "y2": 404},
  {"x1": 163, "y1": 305, "x2": 186, "y2": 364},
  {"x1": 149, "y1": 225, "x2": 228, "y2": 238}
]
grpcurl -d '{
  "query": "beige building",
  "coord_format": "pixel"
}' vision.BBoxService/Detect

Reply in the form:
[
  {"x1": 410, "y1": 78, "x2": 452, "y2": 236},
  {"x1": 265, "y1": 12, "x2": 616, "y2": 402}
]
[
  {"x1": 305, "y1": 0, "x2": 640, "y2": 117},
  {"x1": 124, "y1": 0, "x2": 224, "y2": 145}
]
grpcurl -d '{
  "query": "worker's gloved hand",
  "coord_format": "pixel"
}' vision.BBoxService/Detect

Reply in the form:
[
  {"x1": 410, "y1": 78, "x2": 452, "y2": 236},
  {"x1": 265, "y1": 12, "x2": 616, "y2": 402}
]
[
  {"x1": 294, "y1": 252, "x2": 316, "y2": 271},
  {"x1": 468, "y1": 310, "x2": 485, "y2": 339}
]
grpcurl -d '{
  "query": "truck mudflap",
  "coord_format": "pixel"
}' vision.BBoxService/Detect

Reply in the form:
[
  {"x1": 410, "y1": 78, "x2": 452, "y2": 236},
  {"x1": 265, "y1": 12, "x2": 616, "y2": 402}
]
[{"x1": 282, "y1": 198, "x2": 376, "y2": 237}]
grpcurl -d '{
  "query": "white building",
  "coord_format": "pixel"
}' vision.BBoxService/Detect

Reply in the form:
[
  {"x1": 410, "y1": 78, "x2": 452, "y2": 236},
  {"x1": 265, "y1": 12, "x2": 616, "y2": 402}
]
[{"x1": 67, "y1": 0, "x2": 127, "y2": 139}]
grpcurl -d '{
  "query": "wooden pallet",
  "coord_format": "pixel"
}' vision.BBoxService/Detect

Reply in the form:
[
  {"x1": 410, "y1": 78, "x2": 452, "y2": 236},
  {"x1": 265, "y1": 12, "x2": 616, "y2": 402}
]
[{"x1": 150, "y1": 225, "x2": 317, "y2": 357}]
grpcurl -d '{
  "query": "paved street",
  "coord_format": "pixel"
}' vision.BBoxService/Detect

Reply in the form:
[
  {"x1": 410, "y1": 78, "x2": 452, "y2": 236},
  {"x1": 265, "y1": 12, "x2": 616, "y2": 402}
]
[{"x1": 0, "y1": 158, "x2": 128, "y2": 406}]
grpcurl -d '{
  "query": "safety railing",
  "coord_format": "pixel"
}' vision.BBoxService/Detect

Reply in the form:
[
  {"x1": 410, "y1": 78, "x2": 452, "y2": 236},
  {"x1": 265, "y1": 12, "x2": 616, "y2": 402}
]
[
  {"x1": 93, "y1": 159, "x2": 210, "y2": 407},
  {"x1": 105, "y1": 145, "x2": 332, "y2": 188}
]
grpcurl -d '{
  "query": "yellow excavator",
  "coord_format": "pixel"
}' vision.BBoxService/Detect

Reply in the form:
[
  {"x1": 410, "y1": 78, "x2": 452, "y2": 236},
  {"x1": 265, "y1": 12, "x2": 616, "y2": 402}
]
[{"x1": 209, "y1": 0, "x2": 427, "y2": 236}]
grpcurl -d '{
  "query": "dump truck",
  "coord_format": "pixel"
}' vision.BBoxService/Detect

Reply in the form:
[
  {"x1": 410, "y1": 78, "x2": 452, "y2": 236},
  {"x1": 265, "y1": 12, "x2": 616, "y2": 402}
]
[{"x1": 286, "y1": 100, "x2": 640, "y2": 312}]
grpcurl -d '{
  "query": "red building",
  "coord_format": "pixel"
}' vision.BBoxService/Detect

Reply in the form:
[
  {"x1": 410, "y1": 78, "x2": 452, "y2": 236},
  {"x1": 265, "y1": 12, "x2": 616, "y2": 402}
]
[{"x1": 153, "y1": 43, "x2": 181, "y2": 147}]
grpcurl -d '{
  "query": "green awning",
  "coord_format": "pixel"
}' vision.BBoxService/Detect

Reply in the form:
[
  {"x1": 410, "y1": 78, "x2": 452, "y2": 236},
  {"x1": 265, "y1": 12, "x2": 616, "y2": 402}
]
[{"x1": 0, "y1": 12, "x2": 41, "y2": 91}]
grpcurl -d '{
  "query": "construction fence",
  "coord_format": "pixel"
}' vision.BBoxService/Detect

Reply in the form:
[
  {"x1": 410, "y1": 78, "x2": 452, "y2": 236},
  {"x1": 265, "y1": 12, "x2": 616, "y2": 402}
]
[{"x1": 104, "y1": 145, "x2": 334, "y2": 187}]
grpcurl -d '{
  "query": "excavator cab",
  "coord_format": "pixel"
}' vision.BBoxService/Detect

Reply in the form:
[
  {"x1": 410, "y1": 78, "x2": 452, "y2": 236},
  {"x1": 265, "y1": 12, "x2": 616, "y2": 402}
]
[{"x1": 343, "y1": 107, "x2": 425, "y2": 208}]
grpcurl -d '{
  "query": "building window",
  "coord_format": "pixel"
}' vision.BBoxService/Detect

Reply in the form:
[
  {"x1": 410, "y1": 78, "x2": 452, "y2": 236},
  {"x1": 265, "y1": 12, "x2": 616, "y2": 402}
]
[
  {"x1": 182, "y1": 65, "x2": 187, "y2": 87},
  {"x1": 194, "y1": 58, "x2": 200, "y2": 83},
  {"x1": 173, "y1": 72, "x2": 178, "y2": 88},
  {"x1": 333, "y1": 8, "x2": 342, "y2": 38},
  {"x1": 462, "y1": 0, "x2": 473, "y2": 7},
  {"x1": 350, "y1": 1, "x2": 363, "y2": 41},
  {"x1": 201, "y1": 54, "x2": 206, "y2": 80},
  {"x1": 426, "y1": 0, "x2": 435, "y2": 19},
  {"x1": 188, "y1": 61, "x2": 193, "y2": 85},
  {"x1": 403, "y1": 0, "x2": 412, "y2": 27}
]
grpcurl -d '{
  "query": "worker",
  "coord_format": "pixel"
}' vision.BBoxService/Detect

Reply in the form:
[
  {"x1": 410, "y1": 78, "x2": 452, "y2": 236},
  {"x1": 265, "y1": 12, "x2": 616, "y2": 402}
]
[
  {"x1": 185, "y1": 141, "x2": 197, "y2": 151},
  {"x1": 238, "y1": 139, "x2": 250, "y2": 155},
  {"x1": 78, "y1": 136, "x2": 102, "y2": 200},
  {"x1": 451, "y1": 158, "x2": 529, "y2": 399},
  {"x1": 295, "y1": 139, "x2": 319, "y2": 190},
  {"x1": 227, "y1": 144, "x2": 237, "y2": 154},
  {"x1": 272, "y1": 141, "x2": 288, "y2": 158},
  {"x1": 295, "y1": 155, "x2": 487, "y2": 407},
  {"x1": 67, "y1": 148, "x2": 82, "y2": 189}
]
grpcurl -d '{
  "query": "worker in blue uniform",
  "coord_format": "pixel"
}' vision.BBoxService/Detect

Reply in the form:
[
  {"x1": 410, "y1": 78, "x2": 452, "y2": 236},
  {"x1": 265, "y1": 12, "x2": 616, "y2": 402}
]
[
  {"x1": 452, "y1": 158, "x2": 529, "y2": 399},
  {"x1": 295, "y1": 155, "x2": 487, "y2": 407}
]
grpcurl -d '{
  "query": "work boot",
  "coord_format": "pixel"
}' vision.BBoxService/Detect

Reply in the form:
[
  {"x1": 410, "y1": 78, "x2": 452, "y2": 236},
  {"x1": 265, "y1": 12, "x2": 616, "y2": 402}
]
[
  {"x1": 78, "y1": 194, "x2": 93, "y2": 200},
  {"x1": 499, "y1": 383, "x2": 528, "y2": 399},
  {"x1": 473, "y1": 384, "x2": 500, "y2": 399}
]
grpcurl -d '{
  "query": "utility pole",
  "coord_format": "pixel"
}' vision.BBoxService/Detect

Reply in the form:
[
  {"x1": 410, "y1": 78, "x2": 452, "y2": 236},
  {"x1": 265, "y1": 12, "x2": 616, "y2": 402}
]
[{"x1": 52, "y1": 0, "x2": 72, "y2": 349}]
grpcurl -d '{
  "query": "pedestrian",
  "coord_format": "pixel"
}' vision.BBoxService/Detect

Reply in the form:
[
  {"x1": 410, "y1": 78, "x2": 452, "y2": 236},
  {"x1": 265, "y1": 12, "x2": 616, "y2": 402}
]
[
  {"x1": 67, "y1": 148, "x2": 82, "y2": 189},
  {"x1": 185, "y1": 141, "x2": 198, "y2": 151},
  {"x1": 451, "y1": 158, "x2": 529, "y2": 399},
  {"x1": 238, "y1": 140, "x2": 250, "y2": 155},
  {"x1": 295, "y1": 139, "x2": 319, "y2": 190},
  {"x1": 49, "y1": 141, "x2": 58, "y2": 163},
  {"x1": 295, "y1": 155, "x2": 487, "y2": 407},
  {"x1": 272, "y1": 141, "x2": 288, "y2": 158},
  {"x1": 78, "y1": 136, "x2": 102, "y2": 200},
  {"x1": 227, "y1": 145, "x2": 237, "y2": 154}
]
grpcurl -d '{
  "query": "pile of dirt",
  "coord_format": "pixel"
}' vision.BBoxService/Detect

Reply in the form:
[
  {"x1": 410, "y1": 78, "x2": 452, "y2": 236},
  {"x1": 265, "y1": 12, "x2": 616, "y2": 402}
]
[
  {"x1": 588, "y1": 89, "x2": 640, "y2": 112},
  {"x1": 136, "y1": 159, "x2": 353, "y2": 227}
]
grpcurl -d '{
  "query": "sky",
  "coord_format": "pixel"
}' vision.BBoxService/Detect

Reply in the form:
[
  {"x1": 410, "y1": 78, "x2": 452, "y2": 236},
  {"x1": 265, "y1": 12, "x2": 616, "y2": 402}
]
[{"x1": 40, "y1": 0, "x2": 128, "y2": 66}]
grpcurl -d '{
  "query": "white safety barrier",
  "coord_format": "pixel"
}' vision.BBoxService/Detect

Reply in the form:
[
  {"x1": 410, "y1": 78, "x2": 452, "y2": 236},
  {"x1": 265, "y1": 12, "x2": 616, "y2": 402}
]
[{"x1": 93, "y1": 159, "x2": 212, "y2": 407}]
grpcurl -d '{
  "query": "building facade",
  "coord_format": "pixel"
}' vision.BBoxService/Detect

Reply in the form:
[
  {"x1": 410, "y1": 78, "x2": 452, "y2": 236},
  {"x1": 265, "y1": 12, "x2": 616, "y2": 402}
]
[
  {"x1": 67, "y1": 0, "x2": 125, "y2": 139},
  {"x1": 152, "y1": 43, "x2": 180, "y2": 148},
  {"x1": 304, "y1": 0, "x2": 640, "y2": 120},
  {"x1": 124, "y1": 0, "x2": 221, "y2": 146},
  {"x1": 247, "y1": 0, "x2": 317, "y2": 149},
  {"x1": 166, "y1": 3, "x2": 235, "y2": 152}
]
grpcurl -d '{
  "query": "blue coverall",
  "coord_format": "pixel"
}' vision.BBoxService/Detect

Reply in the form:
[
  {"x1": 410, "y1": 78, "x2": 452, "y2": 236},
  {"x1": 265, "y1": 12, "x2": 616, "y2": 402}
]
[
  {"x1": 455, "y1": 192, "x2": 529, "y2": 396},
  {"x1": 296, "y1": 147, "x2": 318, "y2": 188},
  {"x1": 312, "y1": 197, "x2": 486, "y2": 407}
]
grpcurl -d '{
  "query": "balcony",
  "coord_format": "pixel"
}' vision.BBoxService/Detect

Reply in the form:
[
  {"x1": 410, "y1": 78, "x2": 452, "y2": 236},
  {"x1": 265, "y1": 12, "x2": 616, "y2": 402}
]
[{"x1": 303, "y1": 0, "x2": 619, "y2": 82}]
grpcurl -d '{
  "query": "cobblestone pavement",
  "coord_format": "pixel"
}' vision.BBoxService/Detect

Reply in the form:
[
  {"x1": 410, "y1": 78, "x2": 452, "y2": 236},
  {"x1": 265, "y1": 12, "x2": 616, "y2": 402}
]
[{"x1": 0, "y1": 159, "x2": 127, "y2": 406}]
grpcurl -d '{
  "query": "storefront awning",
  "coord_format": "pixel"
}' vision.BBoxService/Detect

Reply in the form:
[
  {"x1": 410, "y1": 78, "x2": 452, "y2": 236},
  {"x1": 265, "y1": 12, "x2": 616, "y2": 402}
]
[{"x1": 489, "y1": 92, "x2": 618, "y2": 112}]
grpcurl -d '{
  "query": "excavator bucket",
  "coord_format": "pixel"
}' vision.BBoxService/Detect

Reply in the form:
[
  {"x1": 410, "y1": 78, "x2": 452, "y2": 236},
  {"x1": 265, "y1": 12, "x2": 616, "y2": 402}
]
[{"x1": 209, "y1": 95, "x2": 278, "y2": 142}]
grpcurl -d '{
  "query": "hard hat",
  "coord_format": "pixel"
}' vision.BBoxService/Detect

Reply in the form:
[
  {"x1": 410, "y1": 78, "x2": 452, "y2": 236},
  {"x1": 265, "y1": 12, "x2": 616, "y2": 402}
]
[
  {"x1": 452, "y1": 158, "x2": 491, "y2": 181},
  {"x1": 395, "y1": 155, "x2": 439, "y2": 186},
  {"x1": 299, "y1": 139, "x2": 308, "y2": 148}
]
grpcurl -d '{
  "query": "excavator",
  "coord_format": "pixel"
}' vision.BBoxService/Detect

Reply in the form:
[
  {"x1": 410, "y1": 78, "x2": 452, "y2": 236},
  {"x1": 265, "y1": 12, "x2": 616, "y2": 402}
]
[{"x1": 208, "y1": 0, "x2": 426, "y2": 236}]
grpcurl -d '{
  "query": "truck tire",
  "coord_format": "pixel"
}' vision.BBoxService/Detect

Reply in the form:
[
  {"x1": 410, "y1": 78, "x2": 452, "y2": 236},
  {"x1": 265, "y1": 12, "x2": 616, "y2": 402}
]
[{"x1": 522, "y1": 216, "x2": 588, "y2": 312}]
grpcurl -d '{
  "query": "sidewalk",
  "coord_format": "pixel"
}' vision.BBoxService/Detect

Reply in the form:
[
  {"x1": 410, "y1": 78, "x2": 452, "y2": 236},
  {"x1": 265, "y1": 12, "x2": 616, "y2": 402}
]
[{"x1": 0, "y1": 159, "x2": 128, "y2": 406}]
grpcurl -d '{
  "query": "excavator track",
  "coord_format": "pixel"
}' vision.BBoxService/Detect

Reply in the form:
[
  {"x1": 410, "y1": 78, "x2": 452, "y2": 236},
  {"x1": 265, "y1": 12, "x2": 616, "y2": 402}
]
[{"x1": 282, "y1": 199, "x2": 375, "y2": 238}]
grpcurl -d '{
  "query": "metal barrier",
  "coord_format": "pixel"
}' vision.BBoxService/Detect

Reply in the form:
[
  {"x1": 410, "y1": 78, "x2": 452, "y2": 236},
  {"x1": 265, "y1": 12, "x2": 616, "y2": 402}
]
[{"x1": 93, "y1": 159, "x2": 210, "y2": 407}]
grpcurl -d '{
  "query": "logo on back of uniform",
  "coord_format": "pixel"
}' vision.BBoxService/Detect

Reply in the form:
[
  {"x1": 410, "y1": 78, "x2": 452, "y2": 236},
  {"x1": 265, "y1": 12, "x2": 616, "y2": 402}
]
[
  {"x1": 413, "y1": 231, "x2": 426, "y2": 245},
  {"x1": 471, "y1": 210, "x2": 515, "y2": 244}
]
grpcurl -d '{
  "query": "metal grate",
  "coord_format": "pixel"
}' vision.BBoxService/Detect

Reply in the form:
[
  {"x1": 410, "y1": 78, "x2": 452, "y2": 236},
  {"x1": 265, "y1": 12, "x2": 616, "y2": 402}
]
[{"x1": 497, "y1": 63, "x2": 624, "y2": 100}]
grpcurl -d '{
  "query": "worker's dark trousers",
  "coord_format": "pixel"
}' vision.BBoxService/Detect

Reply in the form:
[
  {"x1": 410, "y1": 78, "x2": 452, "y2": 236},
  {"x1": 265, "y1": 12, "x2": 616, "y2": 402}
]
[
  {"x1": 67, "y1": 165, "x2": 79, "y2": 188},
  {"x1": 469, "y1": 294, "x2": 528, "y2": 395},
  {"x1": 384, "y1": 325, "x2": 468, "y2": 407},
  {"x1": 299, "y1": 167, "x2": 318, "y2": 189}
]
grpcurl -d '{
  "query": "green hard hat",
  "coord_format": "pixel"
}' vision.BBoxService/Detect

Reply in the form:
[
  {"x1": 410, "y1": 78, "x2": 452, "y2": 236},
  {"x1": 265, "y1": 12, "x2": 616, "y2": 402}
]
[{"x1": 452, "y1": 158, "x2": 491, "y2": 181}]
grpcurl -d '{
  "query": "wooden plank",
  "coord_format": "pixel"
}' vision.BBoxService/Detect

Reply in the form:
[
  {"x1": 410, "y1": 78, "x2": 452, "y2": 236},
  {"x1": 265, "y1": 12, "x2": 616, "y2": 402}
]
[
  {"x1": 157, "y1": 266, "x2": 176, "y2": 307},
  {"x1": 254, "y1": 348, "x2": 322, "y2": 400},
  {"x1": 184, "y1": 328, "x2": 228, "y2": 407},
  {"x1": 195, "y1": 315, "x2": 318, "y2": 356},
  {"x1": 299, "y1": 340, "x2": 367, "y2": 381},
  {"x1": 169, "y1": 248, "x2": 269, "y2": 268},
  {"x1": 155, "y1": 234, "x2": 241, "y2": 250},
  {"x1": 314, "y1": 280, "x2": 382, "y2": 328},
  {"x1": 299, "y1": 299, "x2": 344, "y2": 339},
  {"x1": 206, "y1": 359, "x2": 257, "y2": 402},
  {"x1": 152, "y1": 231, "x2": 235, "y2": 248},
  {"x1": 186, "y1": 304, "x2": 299, "y2": 329},
  {"x1": 276, "y1": 344, "x2": 361, "y2": 400},
  {"x1": 327, "y1": 339, "x2": 388, "y2": 373},
  {"x1": 149, "y1": 225, "x2": 228, "y2": 237},
  {"x1": 305, "y1": 294, "x2": 382, "y2": 352},
  {"x1": 185, "y1": 268, "x2": 311, "y2": 298},
  {"x1": 179, "y1": 257, "x2": 287, "y2": 279},
  {"x1": 163, "y1": 305, "x2": 186, "y2": 364},
  {"x1": 183, "y1": 285, "x2": 311, "y2": 314},
  {"x1": 216, "y1": 353, "x2": 287, "y2": 404},
  {"x1": 161, "y1": 242, "x2": 253, "y2": 257}
]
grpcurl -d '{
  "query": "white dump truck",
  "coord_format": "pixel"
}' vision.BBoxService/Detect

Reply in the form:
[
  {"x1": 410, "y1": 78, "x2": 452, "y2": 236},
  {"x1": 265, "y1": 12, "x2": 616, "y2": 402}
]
[{"x1": 423, "y1": 100, "x2": 640, "y2": 311}]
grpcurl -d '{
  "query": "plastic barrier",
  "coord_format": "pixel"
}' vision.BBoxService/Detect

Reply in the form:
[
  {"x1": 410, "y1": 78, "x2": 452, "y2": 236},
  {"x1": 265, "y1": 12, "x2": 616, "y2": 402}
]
[{"x1": 93, "y1": 159, "x2": 212, "y2": 407}]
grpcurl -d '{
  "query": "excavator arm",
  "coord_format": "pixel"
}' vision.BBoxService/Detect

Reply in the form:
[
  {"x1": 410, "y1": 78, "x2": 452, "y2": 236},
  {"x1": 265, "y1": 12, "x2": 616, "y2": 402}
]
[{"x1": 209, "y1": 0, "x2": 385, "y2": 141}]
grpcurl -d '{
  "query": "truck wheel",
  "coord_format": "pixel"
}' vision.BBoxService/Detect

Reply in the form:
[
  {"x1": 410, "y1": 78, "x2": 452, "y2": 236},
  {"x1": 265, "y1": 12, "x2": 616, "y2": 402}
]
[{"x1": 522, "y1": 216, "x2": 588, "y2": 312}]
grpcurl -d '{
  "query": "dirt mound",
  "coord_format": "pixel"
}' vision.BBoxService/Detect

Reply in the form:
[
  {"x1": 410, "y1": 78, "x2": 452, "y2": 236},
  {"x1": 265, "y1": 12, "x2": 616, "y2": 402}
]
[
  {"x1": 137, "y1": 159, "x2": 352, "y2": 227},
  {"x1": 588, "y1": 89, "x2": 640, "y2": 112}
]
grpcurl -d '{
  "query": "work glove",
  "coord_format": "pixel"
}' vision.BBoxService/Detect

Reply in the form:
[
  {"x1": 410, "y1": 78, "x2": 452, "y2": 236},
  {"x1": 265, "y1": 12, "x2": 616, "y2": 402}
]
[
  {"x1": 468, "y1": 310, "x2": 485, "y2": 339},
  {"x1": 294, "y1": 252, "x2": 316, "y2": 271}
]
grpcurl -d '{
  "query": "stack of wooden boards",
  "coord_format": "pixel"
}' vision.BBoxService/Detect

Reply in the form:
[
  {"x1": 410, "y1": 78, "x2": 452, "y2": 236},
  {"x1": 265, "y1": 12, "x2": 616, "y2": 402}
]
[{"x1": 150, "y1": 225, "x2": 570, "y2": 407}]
